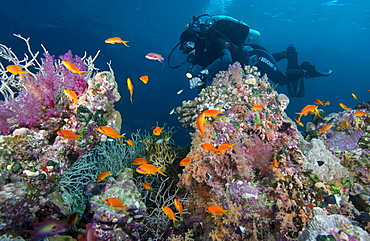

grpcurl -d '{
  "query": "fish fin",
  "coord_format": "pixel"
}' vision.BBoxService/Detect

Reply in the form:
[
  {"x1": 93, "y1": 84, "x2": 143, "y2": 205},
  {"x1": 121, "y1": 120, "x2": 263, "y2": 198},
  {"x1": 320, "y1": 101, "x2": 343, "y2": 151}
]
[
  {"x1": 224, "y1": 210, "x2": 231, "y2": 218},
  {"x1": 158, "y1": 165, "x2": 167, "y2": 176}
]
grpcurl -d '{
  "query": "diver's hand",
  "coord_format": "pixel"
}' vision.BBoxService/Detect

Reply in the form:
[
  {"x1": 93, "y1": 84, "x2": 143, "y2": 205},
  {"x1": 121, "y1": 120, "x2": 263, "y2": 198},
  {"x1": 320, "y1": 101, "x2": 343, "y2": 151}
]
[{"x1": 189, "y1": 77, "x2": 203, "y2": 89}]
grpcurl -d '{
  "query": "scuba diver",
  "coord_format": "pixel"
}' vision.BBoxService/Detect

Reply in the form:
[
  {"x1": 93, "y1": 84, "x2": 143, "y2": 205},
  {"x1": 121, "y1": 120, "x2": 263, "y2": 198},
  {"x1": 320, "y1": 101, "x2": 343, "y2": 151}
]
[{"x1": 168, "y1": 14, "x2": 332, "y2": 97}]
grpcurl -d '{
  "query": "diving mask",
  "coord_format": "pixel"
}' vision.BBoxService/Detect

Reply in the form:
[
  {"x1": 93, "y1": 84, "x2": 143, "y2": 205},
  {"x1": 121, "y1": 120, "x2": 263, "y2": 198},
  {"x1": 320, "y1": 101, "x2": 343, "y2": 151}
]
[{"x1": 180, "y1": 41, "x2": 195, "y2": 54}]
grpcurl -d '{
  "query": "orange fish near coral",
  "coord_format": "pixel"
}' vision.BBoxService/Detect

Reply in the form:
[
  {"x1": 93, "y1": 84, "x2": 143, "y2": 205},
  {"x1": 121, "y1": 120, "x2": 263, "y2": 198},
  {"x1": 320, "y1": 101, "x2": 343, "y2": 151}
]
[
  {"x1": 351, "y1": 93, "x2": 359, "y2": 102},
  {"x1": 104, "y1": 197, "x2": 128, "y2": 213},
  {"x1": 196, "y1": 113, "x2": 206, "y2": 137},
  {"x1": 131, "y1": 157, "x2": 149, "y2": 165},
  {"x1": 338, "y1": 120, "x2": 350, "y2": 129},
  {"x1": 142, "y1": 183, "x2": 152, "y2": 190},
  {"x1": 296, "y1": 105, "x2": 320, "y2": 121},
  {"x1": 317, "y1": 124, "x2": 332, "y2": 134},
  {"x1": 145, "y1": 53, "x2": 164, "y2": 66},
  {"x1": 153, "y1": 127, "x2": 164, "y2": 136},
  {"x1": 140, "y1": 75, "x2": 149, "y2": 84},
  {"x1": 136, "y1": 164, "x2": 167, "y2": 176},
  {"x1": 354, "y1": 111, "x2": 366, "y2": 117},
  {"x1": 179, "y1": 157, "x2": 192, "y2": 166},
  {"x1": 294, "y1": 118, "x2": 304, "y2": 127},
  {"x1": 201, "y1": 143, "x2": 218, "y2": 153},
  {"x1": 61, "y1": 60, "x2": 87, "y2": 77},
  {"x1": 314, "y1": 99, "x2": 330, "y2": 106},
  {"x1": 339, "y1": 103, "x2": 351, "y2": 110},
  {"x1": 162, "y1": 206, "x2": 180, "y2": 227},
  {"x1": 271, "y1": 157, "x2": 279, "y2": 168},
  {"x1": 57, "y1": 130, "x2": 81, "y2": 140},
  {"x1": 125, "y1": 139, "x2": 135, "y2": 148},
  {"x1": 202, "y1": 109, "x2": 225, "y2": 117},
  {"x1": 216, "y1": 143, "x2": 237, "y2": 154},
  {"x1": 251, "y1": 104, "x2": 265, "y2": 111},
  {"x1": 97, "y1": 126, "x2": 125, "y2": 144},
  {"x1": 127, "y1": 78, "x2": 134, "y2": 104},
  {"x1": 63, "y1": 89, "x2": 79, "y2": 103},
  {"x1": 6, "y1": 65, "x2": 28, "y2": 79},
  {"x1": 174, "y1": 198, "x2": 184, "y2": 219},
  {"x1": 104, "y1": 37, "x2": 130, "y2": 47},
  {"x1": 96, "y1": 171, "x2": 112, "y2": 182},
  {"x1": 205, "y1": 206, "x2": 231, "y2": 218}
]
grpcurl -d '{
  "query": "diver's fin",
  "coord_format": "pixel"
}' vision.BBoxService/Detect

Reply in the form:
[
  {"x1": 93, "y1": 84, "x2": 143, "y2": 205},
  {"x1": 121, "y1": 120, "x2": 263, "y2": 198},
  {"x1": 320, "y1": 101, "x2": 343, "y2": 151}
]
[
  {"x1": 287, "y1": 78, "x2": 305, "y2": 98},
  {"x1": 300, "y1": 61, "x2": 333, "y2": 78}
]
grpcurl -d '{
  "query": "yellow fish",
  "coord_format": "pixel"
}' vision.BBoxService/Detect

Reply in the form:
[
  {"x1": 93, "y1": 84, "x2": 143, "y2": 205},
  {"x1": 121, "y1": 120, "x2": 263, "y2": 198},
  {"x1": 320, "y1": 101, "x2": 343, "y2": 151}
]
[
  {"x1": 339, "y1": 103, "x2": 351, "y2": 110},
  {"x1": 162, "y1": 206, "x2": 180, "y2": 227},
  {"x1": 351, "y1": 93, "x2": 359, "y2": 102},
  {"x1": 127, "y1": 78, "x2": 134, "y2": 104},
  {"x1": 125, "y1": 139, "x2": 135, "y2": 148},
  {"x1": 104, "y1": 37, "x2": 130, "y2": 47},
  {"x1": 196, "y1": 113, "x2": 206, "y2": 137},
  {"x1": 136, "y1": 164, "x2": 166, "y2": 176},
  {"x1": 174, "y1": 198, "x2": 184, "y2": 218},
  {"x1": 6, "y1": 65, "x2": 28, "y2": 79},
  {"x1": 97, "y1": 126, "x2": 125, "y2": 144},
  {"x1": 61, "y1": 60, "x2": 87, "y2": 77},
  {"x1": 63, "y1": 89, "x2": 79, "y2": 103}
]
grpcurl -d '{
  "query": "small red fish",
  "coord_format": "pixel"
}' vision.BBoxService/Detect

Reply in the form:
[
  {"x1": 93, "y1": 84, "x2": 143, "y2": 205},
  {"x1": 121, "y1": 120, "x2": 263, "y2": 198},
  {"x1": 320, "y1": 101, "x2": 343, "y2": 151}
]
[
  {"x1": 202, "y1": 109, "x2": 225, "y2": 117},
  {"x1": 174, "y1": 198, "x2": 184, "y2": 218},
  {"x1": 61, "y1": 60, "x2": 87, "y2": 77},
  {"x1": 140, "y1": 75, "x2": 149, "y2": 84},
  {"x1": 96, "y1": 171, "x2": 112, "y2": 182},
  {"x1": 136, "y1": 164, "x2": 166, "y2": 176},
  {"x1": 104, "y1": 197, "x2": 128, "y2": 211},
  {"x1": 179, "y1": 157, "x2": 192, "y2": 166},
  {"x1": 216, "y1": 143, "x2": 237, "y2": 154},
  {"x1": 127, "y1": 78, "x2": 134, "y2": 104},
  {"x1": 196, "y1": 113, "x2": 206, "y2": 137},
  {"x1": 354, "y1": 111, "x2": 366, "y2": 117},
  {"x1": 153, "y1": 127, "x2": 164, "y2": 136},
  {"x1": 131, "y1": 157, "x2": 149, "y2": 165},
  {"x1": 6, "y1": 64, "x2": 28, "y2": 79},
  {"x1": 317, "y1": 124, "x2": 332, "y2": 134},
  {"x1": 205, "y1": 206, "x2": 231, "y2": 218},
  {"x1": 162, "y1": 206, "x2": 180, "y2": 227},
  {"x1": 57, "y1": 130, "x2": 81, "y2": 140},
  {"x1": 201, "y1": 143, "x2": 218, "y2": 153},
  {"x1": 97, "y1": 126, "x2": 125, "y2": 144},
  {"x1": 63, "y1": 89, "x2": 79, "y2": 103},
  {"x1": 145, "y1": 53, "x2": 164, "y2": 66},
  {"x1": 296, "y1": 105, "x2": 320, "y2": 121},
  {"x1": 142, "y1": 183, "x2": 152, "y2": 190},
  {"x1": 270, "y1": 157, "x2": 279, "y2": 168},
  {"x1": 104, "y1": 37, "x2": 130, "y2": 47},
  {"x1": 251, "y1": 104, "x2": 265, "y2": 111}
]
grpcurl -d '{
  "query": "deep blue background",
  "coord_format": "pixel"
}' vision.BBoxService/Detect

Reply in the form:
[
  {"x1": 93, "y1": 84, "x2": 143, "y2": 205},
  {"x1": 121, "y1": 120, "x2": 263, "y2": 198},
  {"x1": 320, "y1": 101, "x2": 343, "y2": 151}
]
[{"x1": 1, "y1": 0, "x2": 369, "y2": 147}]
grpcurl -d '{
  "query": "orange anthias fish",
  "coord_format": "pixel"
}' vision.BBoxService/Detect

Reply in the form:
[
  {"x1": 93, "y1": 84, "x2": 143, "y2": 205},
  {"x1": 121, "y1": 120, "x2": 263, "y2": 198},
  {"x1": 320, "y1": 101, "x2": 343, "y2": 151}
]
[
  {"x1": 140, "y1": 75, "x2": 149, "y2": 84},
  {"x1": 270, "y1": 157, "x2": 279, "y2": 168},
  {"x1": 205, "y1": 206, "x2": 231, "y2": 218},
  {"x1": 61, "y1": 60, "x2": 87, "y2": 77},
  {"x1": 314, "y1": 99, "x2": 330, "y2": 106},
  {"x1": 104, "y1": 37, "x2": 130, "y2": 47},
  {"x1": 153, "y1": 127, "x2": 164, "y2": 136},
  {"x1": 354, "y1": 111, "x2": 366, "y2": 117},
  {"x1": 162, "y1": 206, "x2": 180, "y2": 227},
  {"x1": 196, "y1": 113, "x2": 206, "y2": 137},
  {"x1": 57, "y1": 130, "x2": 81, "y2": 140},
  {"x1": 179, "y1": 157, "x2": 192, "y2": 166},
  {"x1": 131, "y1": 157, "x2": 149, "y2": 165},
  {"x1": 317, "y1": 124, "x2": 332, "y2": 134},
  {"x1": 24, "y1": 219, "x2": 69, "y2": 241},
  {"x1": 142, "y1": 183, "x2": 152, "y2": 190},
  {"x1": 104, "y1": 197, "x2": 128, "y2": 213},
  {"x1": 339, "y1": 120, "x2": 350, "y2": 129},
  {"x1": 296, "y1": 105, "x2": 320, "y2": 121},
  {"x1": 96, "y1": 171, "x2": 112, "y2": 182},
  {"x1": 216, "y1": 143, "x2": 237, "y2": 154},
  {"x1": 174, "y1": 198, "x2": 184, "y2": 219},
  {"x1": 136, "y1": 164, "x2": 167, "y2": 176},
  {"x1": 145, "y1": 53, "x2": 164, "y2": 64},
  {"x1": 201, "y1": 143, "x2": 218, "y2": 153},
  {"x1": 127, "y1": 78, "x2": 134, "y2": 104},
  {"x1": 251, "y1": 104, "x2": 265, "y2": 111},
  {"x1": 339, "y1": 103, "x2": 351, "y2": 110},
  {"x1": 202, "y1": 109, "x2": 225, "y2": 117},
  {"x1": 126, "y1": 139, "x2": 135, "y2": 148},
  {"x1": 295, "y1": 118, "x2": 304, "y2": 127},
  {"x1": 351, "y1": 93, "x2": 359, "y2": 102},
  {"x1": 63, "y1": 89, "x2": 79, "y2": 103},
  {"x1": 97, "y1": 126, "x2": 125, "y2": 143},
  {"x1": 6, "y1": 65, "x2": 28, "y2": 79}
]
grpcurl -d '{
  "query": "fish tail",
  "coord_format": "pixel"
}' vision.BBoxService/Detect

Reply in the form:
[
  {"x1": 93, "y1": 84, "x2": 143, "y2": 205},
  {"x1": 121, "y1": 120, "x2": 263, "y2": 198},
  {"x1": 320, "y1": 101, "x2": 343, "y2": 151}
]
[
  {"x1": 123, "y1": 42, "x2": 130, "y2": 47},
  {"x1": 224, "y1": 210, "x2": 231, "y2": 218},
  {"x1": 158, "y1": 165, "x2": 167, "y2": 176}
]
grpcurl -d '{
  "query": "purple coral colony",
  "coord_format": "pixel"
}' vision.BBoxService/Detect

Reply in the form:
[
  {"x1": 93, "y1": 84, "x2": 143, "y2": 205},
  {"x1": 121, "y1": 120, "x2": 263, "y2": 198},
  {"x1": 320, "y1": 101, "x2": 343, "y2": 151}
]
[{"x1": 0, "y1": 34, "x2": 369, "y2": 241}]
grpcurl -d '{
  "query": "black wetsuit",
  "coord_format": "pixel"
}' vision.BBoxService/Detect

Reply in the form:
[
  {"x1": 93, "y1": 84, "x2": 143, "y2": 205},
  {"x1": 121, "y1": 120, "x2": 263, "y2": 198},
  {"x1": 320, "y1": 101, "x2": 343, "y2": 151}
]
[{"x1": 190, "y1": 37, "x2": 301, "y2": 86}]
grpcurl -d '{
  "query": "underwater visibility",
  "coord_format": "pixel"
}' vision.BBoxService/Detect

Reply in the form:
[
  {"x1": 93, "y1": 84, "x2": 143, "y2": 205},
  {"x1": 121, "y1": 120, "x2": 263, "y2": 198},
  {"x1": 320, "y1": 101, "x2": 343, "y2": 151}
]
[{"x1": 0, "y1": 0, "x2": 369, "y2": 240}]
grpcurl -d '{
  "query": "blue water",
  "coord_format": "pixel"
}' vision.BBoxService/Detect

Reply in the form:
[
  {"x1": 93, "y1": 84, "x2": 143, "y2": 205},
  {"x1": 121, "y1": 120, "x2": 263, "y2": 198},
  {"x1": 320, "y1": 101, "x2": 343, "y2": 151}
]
[{"x1": 1, "y1": 0, "x2": 369, "y2": 146}]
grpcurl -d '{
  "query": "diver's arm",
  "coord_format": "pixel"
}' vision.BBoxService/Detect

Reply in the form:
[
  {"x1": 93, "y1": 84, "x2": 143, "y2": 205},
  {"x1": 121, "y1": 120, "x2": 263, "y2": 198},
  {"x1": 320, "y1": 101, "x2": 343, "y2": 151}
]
[{"x1": 205, "y1": 39, "x2": 233, "y2": 76}]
